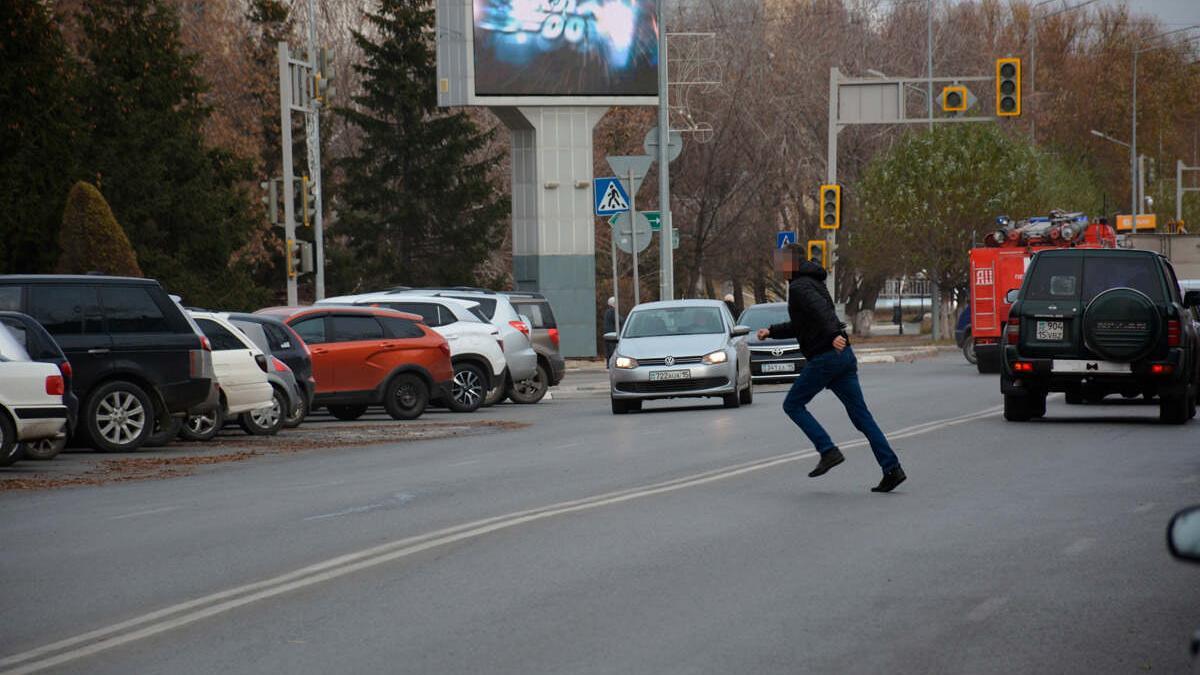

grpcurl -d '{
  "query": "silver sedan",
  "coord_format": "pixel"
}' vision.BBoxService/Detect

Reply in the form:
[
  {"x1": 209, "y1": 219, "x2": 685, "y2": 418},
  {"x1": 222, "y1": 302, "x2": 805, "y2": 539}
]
[{"x1": 605, "y1": 300, "x2": 752, "y2": 414}]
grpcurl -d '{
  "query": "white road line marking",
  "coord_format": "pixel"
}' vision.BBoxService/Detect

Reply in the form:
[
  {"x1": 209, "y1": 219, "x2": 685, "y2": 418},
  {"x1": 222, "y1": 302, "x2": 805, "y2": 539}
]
[
  {"x1": 1063, "y1": 537, "x2": 1096, "y2": 556},
  {"x1": 966, "y1": 596, "x2": 1009, "y2": 622},
  {"x1": 555, "y1": 442, "x2": 582, "y2": 450},
  {"x1": 0, "y1": 404, "x2": 1002, "y2": 674},
  {"x1": 303, "y1": 494, "x2": 416, "y2": 522},
  {"x1": 1133, "y1": 502, "x2": 1156, "y2": 514},
  {"x1": 108, "y1": 506, "x2": 180, "y2": 521},
  {"x1": 447, "y1": 459, "x2": 481, "y2": 467}
]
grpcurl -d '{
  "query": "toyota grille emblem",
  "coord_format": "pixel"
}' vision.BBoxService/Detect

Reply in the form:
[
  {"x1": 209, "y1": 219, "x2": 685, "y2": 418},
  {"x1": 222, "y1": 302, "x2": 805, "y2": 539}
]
[
  {"x1": 664, "y1": 355, "x2": 675, "y2": 366},
  {"x1": 771, "y1": 347, "x2": 785, "y2": 357}
]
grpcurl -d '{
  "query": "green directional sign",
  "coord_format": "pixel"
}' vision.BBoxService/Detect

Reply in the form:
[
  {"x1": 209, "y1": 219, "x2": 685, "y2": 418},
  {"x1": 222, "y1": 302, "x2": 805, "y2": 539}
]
[{"x1": 610, "y1": 211, "x2": 661, "y2": 231}]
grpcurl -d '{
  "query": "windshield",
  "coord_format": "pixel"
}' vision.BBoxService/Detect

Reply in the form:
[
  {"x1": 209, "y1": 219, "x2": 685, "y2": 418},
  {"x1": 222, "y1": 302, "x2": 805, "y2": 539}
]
[
  {"x1": 738, "y1": 306, "x2": 788, "y2": 331},
  {"x1": 623, "y1": 307, "x2": 725, "y2": 338}
]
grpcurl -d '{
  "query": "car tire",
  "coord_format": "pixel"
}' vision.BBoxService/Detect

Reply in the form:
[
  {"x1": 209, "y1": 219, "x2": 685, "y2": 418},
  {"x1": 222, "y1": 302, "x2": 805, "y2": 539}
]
[
  {"x1": 1004, "y1": 392, "x2": 1044, "y2": 422},
  {"x1": 384, "y1": 374, "x2": 429, "y2": 420},
  {"x1": 508, "y1": 364, "x2": 549, "y2": 405},
  {"x1": 1065, "y1": 390, "x2": 1084, "y2": 405},
  {"x1": 611, "y1": 397, "x2": 641, "y2": 414},
  {"x1": 283, "y1": 395, "x2": 308, "y2": 429},
  {"x1": 144, "y1": 414, "x2": 183, "y2": 448},
  {"x1": 1160, "y1": 392, "x2": 1190, "y2": 425},
  {"x1": 239, "y1": 389, "x2": 286, "y2": 436},
  {"x1": 446, "y1": 363, "x2": 487, "y2": 413},
  {"x1": 328, "y1": 405, "x2": 368, "y2": 421},
  {"x1": 739, "y1": 383, "x2": 754, "y2": 405},
  {"x1": 19, "y1": 436, "x2": 67, "y2": 461},
  {"x1": 180, "y1": 407, "x2": 224, "y2": 442},
  {"x1": 85, "y1": 381, "x2": 155, "y2": 452},
  {"x1": 0, "y1": 413, "x2": 20, "y2": 467},
  {"x1": 962, "y1": 334, "x2": 977, "y2": 365}
]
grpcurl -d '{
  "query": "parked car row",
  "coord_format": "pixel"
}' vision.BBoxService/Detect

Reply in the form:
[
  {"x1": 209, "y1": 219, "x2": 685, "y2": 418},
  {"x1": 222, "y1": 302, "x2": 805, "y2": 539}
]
[{"x1": 0, "y1": 276, "x2": 565, "y2": 466}]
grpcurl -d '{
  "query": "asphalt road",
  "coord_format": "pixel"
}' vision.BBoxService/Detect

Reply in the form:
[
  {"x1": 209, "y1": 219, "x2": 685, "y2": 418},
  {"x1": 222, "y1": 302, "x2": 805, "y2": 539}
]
[{"x1": 3, "y1": 354, "x2": 1199, "y2": 674}]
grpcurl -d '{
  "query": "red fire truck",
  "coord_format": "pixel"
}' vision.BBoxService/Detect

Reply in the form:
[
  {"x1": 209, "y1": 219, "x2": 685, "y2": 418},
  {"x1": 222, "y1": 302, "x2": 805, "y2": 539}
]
[{"x1": 969, "y1": 212, "x2": 1117, "y2": 373}]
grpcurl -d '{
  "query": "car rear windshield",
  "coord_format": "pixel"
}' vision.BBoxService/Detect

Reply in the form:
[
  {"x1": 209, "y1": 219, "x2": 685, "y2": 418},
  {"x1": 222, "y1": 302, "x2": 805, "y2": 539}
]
[
  {"x1": 512, "y1": 300, "x2": 556, "y2": 329},
  {"x1": 1026, "y1": 255, "x2": 1164, "y2": 303},
  {"x1": 738, "y1": 306, "x2": 789, "y2": 331},
  {"x1": 624, "y1": 307, "x2": 725, "y2": 338},
  {"x1": 446, "y1": 295, "x2": 497, "y2": 319}
]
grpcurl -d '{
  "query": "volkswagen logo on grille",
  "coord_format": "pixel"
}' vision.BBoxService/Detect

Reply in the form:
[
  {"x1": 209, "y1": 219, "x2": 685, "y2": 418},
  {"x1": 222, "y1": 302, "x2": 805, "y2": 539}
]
[
  {"x1": 664, "y1": 355, "x2": 676, "y2": 366},
  {"x1": 771, "y1": 347, "x2": 785, "y2": 357}
]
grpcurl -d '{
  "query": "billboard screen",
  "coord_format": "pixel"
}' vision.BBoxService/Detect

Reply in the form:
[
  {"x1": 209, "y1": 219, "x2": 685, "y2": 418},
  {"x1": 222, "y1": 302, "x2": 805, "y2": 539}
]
[{"x1": 472, "y1": 0, "x2": 658, "y2": 97}]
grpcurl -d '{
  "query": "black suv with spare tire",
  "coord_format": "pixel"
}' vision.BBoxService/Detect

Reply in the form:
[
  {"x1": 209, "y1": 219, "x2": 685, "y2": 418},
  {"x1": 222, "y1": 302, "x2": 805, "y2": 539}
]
[{"x1": 1002, "y1": 249, "x2": 1200, "y2": 423}]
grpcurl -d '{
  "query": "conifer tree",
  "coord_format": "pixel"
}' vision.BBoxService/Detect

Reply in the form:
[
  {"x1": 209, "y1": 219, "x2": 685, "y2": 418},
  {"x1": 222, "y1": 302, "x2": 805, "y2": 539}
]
[{"x1": 56, "y1": 181, "x2": 143, "y2": 277}]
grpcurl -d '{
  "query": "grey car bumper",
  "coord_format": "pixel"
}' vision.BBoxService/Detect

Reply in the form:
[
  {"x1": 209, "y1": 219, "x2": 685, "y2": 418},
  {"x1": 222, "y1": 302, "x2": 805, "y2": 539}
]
[{"x1": 609, "y1": 362, "x2": 738, "y2": 399}]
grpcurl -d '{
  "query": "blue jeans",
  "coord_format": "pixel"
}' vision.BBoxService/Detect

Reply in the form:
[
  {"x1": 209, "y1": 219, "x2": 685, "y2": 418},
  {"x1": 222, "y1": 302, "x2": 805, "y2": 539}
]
[{"x1": 782, "y1": 347, "x2": 901, "y2": 473}]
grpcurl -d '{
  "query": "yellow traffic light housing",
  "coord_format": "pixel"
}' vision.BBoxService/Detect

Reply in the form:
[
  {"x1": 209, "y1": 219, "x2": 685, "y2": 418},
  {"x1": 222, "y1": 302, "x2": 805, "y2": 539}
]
[
  {"x1": 808, "y1": 240, "x2": 828, "y2": 269},
  {"x1": 996, "y1": 58, "x2": 1021, "y2": 117},
  {"x1": 941, "y1": 85, "x2": 967, "y2": 112},
  {"x1": 819, "y1": 184, "x2": 841, "y2": 230}
]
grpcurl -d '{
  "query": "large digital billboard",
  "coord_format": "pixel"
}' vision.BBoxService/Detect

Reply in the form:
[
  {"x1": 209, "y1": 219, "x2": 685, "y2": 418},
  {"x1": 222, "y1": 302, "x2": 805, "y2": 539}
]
[{"x1": 472, "y1": 0, "x2": 658, "y2": 97}]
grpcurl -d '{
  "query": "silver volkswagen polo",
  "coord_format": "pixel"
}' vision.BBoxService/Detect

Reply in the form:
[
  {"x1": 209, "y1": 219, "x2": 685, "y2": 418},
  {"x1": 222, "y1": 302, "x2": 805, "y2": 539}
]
[{"x1": 606, "y1": 300, "x2": 752, "y2": 414}]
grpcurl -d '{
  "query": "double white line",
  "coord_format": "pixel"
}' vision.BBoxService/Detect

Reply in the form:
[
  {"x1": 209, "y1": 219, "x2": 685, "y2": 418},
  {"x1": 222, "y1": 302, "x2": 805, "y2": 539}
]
[{"x1": 0, "y1": 404, "x2": 1001, "y2": 674}]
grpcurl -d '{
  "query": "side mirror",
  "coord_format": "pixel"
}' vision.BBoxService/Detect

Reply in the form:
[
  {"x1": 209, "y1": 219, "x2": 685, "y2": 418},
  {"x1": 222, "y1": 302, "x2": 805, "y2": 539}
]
[
  {"x1": 731, "y1": 325, "x2": 751, "y2": 337},
  {"x1": 603, "y1": 331, "x2": 619, "y2": 342},
  {"x1": 1168, "y1": 506, "x2": 1200, "y2": 564},
  {"x1": 1185, "y1": 291, "x2": 1200, "y2": 308},
  {"x1": 1005, "y1": 289, "x2": 1020, "y2": 304}
]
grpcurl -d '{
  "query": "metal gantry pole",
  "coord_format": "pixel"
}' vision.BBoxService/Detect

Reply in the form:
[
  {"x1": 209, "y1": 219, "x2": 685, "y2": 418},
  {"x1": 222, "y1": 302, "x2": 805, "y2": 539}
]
[
  {"x1": 1179, "y1": 159, "x2": 1185, "y2": 224},
  {"x1": 657, "y1": 11, "x2": 673, "y2": 301},
  {"x1": 305, "y1": 0, "x2": 326, "y2": 300},
  {"x1": 927, "y1": 0, "x2": 934, "y2": 131},
  {"x1": 630, "y1": 168, "x2": 640, "y2": 307},
  {"x1": 278, "y1": 42, "x2": 298, "y2": 306},
  {"x1": 611, "y1": 234, "x2": 621, "y2": 335},
  {"x1": 826, "y1": 68, "x2": 839, "y2": 301},
  {"x1": 1132, "y1": 49, "x2": 1139, "y2": 216}
]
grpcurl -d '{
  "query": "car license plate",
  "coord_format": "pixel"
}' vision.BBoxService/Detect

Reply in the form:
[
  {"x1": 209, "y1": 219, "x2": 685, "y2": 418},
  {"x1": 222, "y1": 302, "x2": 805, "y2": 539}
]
[
  {"x1": 1051, "y1": 360, "x2": 1131, "y2": 374},
  {"x1": 1036, "y1": 320, "x2": 1064, "y2": 341},
  {"x1": 762, "y1": 363, "x2": 796, "y2": 373},
  {"x1": 649, "y1": 369, "x2": 691, "y2": 382}
]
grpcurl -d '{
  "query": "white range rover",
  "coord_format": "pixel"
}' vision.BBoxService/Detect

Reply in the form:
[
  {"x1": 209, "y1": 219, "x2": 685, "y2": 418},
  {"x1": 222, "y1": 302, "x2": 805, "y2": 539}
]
[
  {"x1": 318, "y1": 293, "x2": 507, "y2": 412},
  {"x1": 0, "y1": 324, "x2": 69, "y2": 466}
]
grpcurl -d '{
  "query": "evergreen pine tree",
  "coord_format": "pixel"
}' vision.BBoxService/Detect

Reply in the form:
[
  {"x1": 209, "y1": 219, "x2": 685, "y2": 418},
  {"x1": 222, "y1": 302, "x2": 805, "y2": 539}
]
[
  {"x1": 57, "y1": 181, "x2": 143, "y2": 277},
  {"x1": 73, "y1": 0, "x2": 270, "y2": 309},
  {"x1": 0, "y1": 2, "x2": 81, "y2": 273},
  {"x1": 335, "y1": 0, "x2": 509, "y2": 291}
]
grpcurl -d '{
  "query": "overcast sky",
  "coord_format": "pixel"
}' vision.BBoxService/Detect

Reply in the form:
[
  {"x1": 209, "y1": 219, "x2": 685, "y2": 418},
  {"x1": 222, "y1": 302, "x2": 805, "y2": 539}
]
[{"x1": 1102, "y1": 0, "x2": 1199, "y2": 27}]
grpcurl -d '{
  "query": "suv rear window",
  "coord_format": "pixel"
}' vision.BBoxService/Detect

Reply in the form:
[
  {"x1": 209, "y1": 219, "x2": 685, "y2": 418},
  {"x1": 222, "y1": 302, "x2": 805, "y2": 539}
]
[
  {"x1": 195, "y1": 318, "x2": 247, "y2": 351},
  {"x1": 512, "y1": 300, "x2": 556, "y2": 329},
  {"x1": 102, "y1": 286, "x2": 171, "y2": 333},
  {"x1": 1026, "y1": 256, "x2": 1165, "y2": 303},
  {"x1": 447, "y1": 295, "x2": 497, "y2": 319},
  {"x1": 383, "y1": 302, "x2": 446, "y2": 327},
  {"x1": 30, "y1": 285, "x2": 103, "y2": 335}
]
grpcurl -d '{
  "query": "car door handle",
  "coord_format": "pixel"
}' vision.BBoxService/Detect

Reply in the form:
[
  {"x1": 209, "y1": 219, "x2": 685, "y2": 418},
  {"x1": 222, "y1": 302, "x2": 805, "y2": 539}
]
[
  {"x1": 379, "y1": 343, "x2": 396, "y2": 348},
  {"x1": 87, "y1": 348, "x2": 110, "y2": 355},
  {"x1": 312, "y1": 347, "x2": 329, "y2": 355}
]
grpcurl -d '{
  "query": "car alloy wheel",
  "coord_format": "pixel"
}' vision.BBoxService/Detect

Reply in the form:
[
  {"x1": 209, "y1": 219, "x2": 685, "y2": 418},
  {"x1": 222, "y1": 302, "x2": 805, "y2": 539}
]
[
  {"x1": 187, "y1": 413, "x2": 217, "y2": 436},
  {"x1": 508, "y1": 364, "x2": 549, "y2": 404},
  {"x1": 97, "y1": 390, "x2": 148, "y2": 447},
  {"x1": 448, "y1": 364, "x2": 485, "y2": 413},
  {"x1": 250, "y1": 396, "x2": 282, "y2": 429},
  {"x1": 20, "y1": 436, "x2": 66, "y2": 461}
]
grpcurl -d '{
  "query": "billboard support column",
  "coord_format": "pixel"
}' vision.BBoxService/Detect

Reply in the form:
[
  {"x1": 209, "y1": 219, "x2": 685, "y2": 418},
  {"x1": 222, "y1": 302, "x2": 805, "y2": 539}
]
[{"x1": 658, "y1": 16, "x2": 673, "y2": 301}]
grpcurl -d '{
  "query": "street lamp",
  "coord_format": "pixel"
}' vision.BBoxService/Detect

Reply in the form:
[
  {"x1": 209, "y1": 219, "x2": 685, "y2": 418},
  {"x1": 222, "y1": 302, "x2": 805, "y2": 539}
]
[
  {"x1": 1132, "y1": 25, "x2": 1200, "y2": 216},
  {"x1": 1090, "y1": 129, "x2": 1130, "y2": 149}
]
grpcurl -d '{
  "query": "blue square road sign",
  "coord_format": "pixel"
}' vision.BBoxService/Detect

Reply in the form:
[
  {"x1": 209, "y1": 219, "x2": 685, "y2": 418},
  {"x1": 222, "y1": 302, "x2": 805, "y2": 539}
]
[
  {"x1": 594, "y1": 177, "x2": 631, "y2": 217},
  {"x1": 776, "y1": 231, "x2": 798, "y2": 249}
]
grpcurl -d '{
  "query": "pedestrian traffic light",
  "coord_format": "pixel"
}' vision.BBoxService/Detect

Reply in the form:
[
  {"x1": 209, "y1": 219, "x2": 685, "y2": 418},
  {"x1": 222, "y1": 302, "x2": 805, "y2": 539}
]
[
  {"x1": 941, "y1": 85, "x2": 967, "y2": 112},
  {"x1": 996, "y1": 58, "x2": 1021, "y2": 117},
  {"x1": 808, "y1": 240, "x2": 828, "y2": 269},
  {"x1": 819, "y1": 184, "x2": 841, "y2": 230}
]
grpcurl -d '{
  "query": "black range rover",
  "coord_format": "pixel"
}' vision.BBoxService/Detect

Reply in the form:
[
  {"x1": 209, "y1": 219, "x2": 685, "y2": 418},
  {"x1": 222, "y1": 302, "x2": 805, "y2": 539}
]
[
  {"x1": 1001, "y1": 249, "x2": 1200, "y2": 424},
  {"x1": 0, "y1": 276, "x2": 215, "y2": 451}
]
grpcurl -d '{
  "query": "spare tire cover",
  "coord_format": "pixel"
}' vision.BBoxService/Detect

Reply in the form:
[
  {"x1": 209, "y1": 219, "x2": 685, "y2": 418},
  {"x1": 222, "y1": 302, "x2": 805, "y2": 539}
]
[{"x1": 1083, "y1": 288, "x2": 1161, "y2": 362}]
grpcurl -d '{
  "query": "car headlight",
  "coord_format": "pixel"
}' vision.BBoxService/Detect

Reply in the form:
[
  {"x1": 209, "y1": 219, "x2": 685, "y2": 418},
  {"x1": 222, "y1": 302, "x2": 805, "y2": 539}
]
[
  {"x1": 702, "y1": 350, "x2": 728, "y2": 365},
  {"x1": 614, "y1": 356, "x2": 639, "y2": 369}
]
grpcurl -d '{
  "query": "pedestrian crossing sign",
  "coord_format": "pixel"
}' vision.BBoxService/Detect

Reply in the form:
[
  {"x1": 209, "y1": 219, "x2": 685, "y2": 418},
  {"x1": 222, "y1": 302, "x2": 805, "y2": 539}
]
[{"x1": 594, "y1": 177, "x2": 631, "y2": 216}]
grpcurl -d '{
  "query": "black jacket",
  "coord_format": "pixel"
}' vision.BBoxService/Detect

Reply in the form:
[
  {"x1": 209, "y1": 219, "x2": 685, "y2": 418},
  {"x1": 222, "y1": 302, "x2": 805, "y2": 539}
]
[{"x1": 767, "y1": 260, "x2": 848, "y2": 359}]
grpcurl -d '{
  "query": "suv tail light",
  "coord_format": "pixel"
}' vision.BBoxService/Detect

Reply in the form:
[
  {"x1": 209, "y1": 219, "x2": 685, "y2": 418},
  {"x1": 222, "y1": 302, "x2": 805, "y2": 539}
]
[
  {"x1": 59, "y1": 361, "x2": 72, "y2": 379},
  {"x1": 254, "y1": 353, "x2": 269, "y2": 373},
  {"x1": 1006, "y1": 321, "x2": 1020, "y2": 346},
  {"x1": 45, "y1": 374, "x2": 64, "y2": 396},
  {"x1": 272, "y1": 356, "x2": 291, "y2": 372},
  {"x1": 200, "y1": 336, "x2": 212, "y2": 351},
  {"x1": 189, "y1": 349, "x2": 211, "y2": 378},
  {"x1": 509, "y1": 320, "x2": 530, "y2": 338},
  {"x1": 1167, "y1": 320, "x2": 1181, "y2": 347},
  {"x1": 548, "y1": 328, "x2": 560, "y2": 348}
]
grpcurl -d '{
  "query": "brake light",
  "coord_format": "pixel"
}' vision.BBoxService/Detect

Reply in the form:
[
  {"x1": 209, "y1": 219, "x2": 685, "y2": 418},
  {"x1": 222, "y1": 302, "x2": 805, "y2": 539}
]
[
  {"x1": 200, "y1": 336, "x2": 212, "y2": 351},
  {"x1": 272, "y1": 356, "x2": 291, "y2": 373},
  {"x1": 45, "y1": 374, "x2": 64, "y2": 396},
  {"x1": 1151, "y1": 364, "x2": 1174, "y2": 375},
  {"x1": 1006, "y1": 322, "x2": 1020, "y2": 346},
  {"x1": 509, "y1": 320, "x2": 530, "y2": 338},
  {"x1": 59, "y1": 361, "x2": 72, "y2": 379},
  {"x1": 975, "y1": 337, "x2": 999, "y2": 346},
  {"x1": 438, "y1": 341, "x2": 451, "y2": 357},
  {"x1": 1012, "y1": 362, "x2": 1034, "y2": 373},
  {"x1": 1167, "y1": 320, "x2": 1181, "y2": 347},
  {"x1": 548, "y1": 328, "x2": 560, "y2": 348}
]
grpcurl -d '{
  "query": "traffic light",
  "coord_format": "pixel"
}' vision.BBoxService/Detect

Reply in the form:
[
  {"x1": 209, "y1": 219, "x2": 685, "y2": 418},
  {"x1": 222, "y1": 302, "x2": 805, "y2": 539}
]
[
  {"x1": 286, "y1": 238, "x2": 298, "y2": 279},
  {"x1": 299, "y1": 176, "x2": 317, "y2": 227},
  {"x1": 286, "y1": 239, "x2": 314, "y2": 278},
  {"x1": 941, "y1": 85, "x2": 967, "y2": 112},
  {"x1": 315, "y1": 47, "x2": 336, "y2": 102},
  {"x1": 819, "y1": 184, "x2": 841, "y2": 230},
  {"x1": 996, "y1": 58, "x2": 1021, "y2": 117},
  {"x1": 259, "y1": 178, "x2": 280, "y2": 227},
  {"x1": 807, "y1": 240, "x2": 828, "y2": 269}
]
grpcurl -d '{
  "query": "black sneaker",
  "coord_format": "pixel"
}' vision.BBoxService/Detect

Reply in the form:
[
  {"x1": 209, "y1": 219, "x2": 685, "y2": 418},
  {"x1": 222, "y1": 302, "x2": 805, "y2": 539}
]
[
  {"x1": 808, "y1": 448, "x2": 845, "y2": 477},
  {"x1": 871, "y1": 467, "x2": 907, "y2": 493}
]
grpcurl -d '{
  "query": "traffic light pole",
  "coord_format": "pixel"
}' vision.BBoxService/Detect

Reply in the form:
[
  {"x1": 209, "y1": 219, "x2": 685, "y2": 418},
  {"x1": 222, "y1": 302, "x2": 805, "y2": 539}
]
[
  {"x1": 826, "y1": 69, "x2": 840, "y2": 302},
  {"x1": 278, "y1": 42, "x2": 298, "y2": 306},
  {"x1": 657, "y1": 3, "x2": 673, "y2": 301},
  {"x1": 305, "y1": 0, "x2": 326, "y2": 300}
]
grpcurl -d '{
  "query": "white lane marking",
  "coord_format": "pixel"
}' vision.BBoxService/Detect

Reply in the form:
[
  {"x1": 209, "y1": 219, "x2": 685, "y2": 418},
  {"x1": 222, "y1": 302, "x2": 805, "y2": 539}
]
[
  {"x1": 447, "y1": 460, "x2": 481, "y2": 468},
  {"x1": 108, "y1": 506, "x2": 180, "y2": 521},
  {"x1": 966, "y1": 596, "x2": 1009, "y2": 622},
  {"x1": 303, "y1": 493, "x2": 416, "y2": 522},
  {"x1": 1133, "y1": 502, "x2": 1156, "y2": 514},
  {"x1": 0, "y1": 404, "x2": 1002, "y2": 674},
  {"x1": 1063, "y1": 538, "x2": 1096, "y2": 556},
  {"x1": 277, "y1": 480, "x2": 348, "y2": 492}
]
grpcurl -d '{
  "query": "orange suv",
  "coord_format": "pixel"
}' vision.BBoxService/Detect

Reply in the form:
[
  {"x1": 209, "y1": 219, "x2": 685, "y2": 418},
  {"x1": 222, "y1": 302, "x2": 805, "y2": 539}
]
[{"x1": 255, "y1": 306, "x2": 452, "y2": 421}]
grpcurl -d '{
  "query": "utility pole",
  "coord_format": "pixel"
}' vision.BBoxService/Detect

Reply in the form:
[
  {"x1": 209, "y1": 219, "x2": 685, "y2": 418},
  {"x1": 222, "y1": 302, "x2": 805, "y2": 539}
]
[
  {"x1": 278, "y1": 42, "x2": 298, "y2": 306},
  {"x1": 305, "y1": 0, "x2": 326, "y2": 300},
  {"x1": 657, "y1": 3, "x2": 673, "y2": 301},
  {"x1": 926, "y1": 0, "x2": 933, "y2": 131}
]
